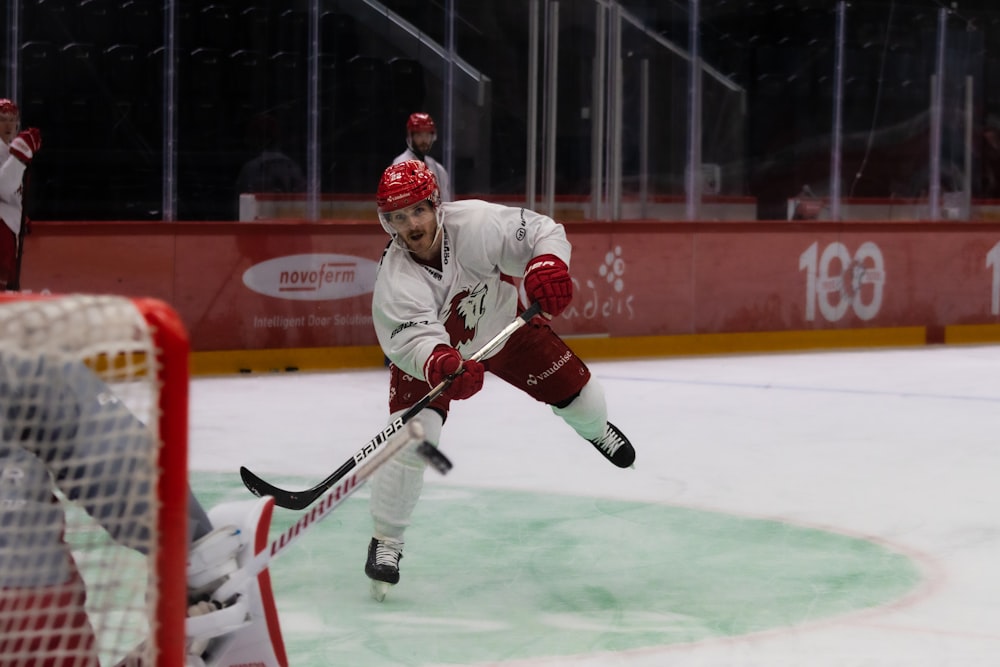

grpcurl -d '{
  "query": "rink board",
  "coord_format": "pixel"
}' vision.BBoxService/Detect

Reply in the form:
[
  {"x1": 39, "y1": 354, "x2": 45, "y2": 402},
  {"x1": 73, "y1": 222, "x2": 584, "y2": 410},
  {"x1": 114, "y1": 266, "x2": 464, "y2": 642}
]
[{"x1": 18, "y1": 219, "x2": 1000, "y2": 372}]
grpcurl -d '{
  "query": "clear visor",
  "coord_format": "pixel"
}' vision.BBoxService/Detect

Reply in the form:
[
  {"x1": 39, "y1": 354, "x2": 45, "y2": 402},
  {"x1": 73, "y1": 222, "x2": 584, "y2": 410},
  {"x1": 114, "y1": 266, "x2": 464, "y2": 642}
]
[
  {"x1": 379, "y1": 199, "x2": 441, "y2": 250},
  {"x1": 378, "y1": 211, "x2": 396, "y2": 233}
]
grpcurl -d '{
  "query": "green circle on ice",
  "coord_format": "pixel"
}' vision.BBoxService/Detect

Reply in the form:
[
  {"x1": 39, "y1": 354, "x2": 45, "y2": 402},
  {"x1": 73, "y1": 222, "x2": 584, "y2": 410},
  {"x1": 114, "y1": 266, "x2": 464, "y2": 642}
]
[{"x1": 192, "y1": 474, "x2": 922, "y2": 666}]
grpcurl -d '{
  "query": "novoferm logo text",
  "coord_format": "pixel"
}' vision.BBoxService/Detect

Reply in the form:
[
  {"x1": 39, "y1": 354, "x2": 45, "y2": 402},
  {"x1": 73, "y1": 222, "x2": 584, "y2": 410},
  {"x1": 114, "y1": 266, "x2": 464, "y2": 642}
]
[{"x1": 242, "y1": 254, "x2": 378, "y2": 301}]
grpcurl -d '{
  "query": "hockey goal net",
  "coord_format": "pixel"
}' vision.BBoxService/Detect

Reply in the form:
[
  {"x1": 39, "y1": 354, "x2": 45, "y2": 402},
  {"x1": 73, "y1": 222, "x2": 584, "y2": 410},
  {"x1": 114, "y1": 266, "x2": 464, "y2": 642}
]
[{"x1": 0, "y1": 293, "x2": 188, "y2": 667}]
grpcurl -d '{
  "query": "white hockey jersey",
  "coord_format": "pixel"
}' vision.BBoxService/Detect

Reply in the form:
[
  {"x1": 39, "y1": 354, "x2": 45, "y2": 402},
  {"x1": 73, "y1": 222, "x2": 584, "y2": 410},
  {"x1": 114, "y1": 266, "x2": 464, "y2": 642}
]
[
  {"x1": 373, "y1": 199, "x2": 571, "y2": 380},
  {"x1": 0, "y1": 139, "x2": 26, "y2": 236},
  {"x1": 392, "y1": 148, "x2": 453, "y2": 203}
]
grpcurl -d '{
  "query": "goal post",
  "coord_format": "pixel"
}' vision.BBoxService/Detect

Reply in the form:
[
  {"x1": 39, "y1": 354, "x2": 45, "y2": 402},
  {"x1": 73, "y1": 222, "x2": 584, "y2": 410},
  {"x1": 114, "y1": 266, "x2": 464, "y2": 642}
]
[
  {"x1": 140, "y1": 297, "x2": 189, "y2": 667},
  {"x1": 0, "y1": 293, "x2": 189, "y2": 667}
]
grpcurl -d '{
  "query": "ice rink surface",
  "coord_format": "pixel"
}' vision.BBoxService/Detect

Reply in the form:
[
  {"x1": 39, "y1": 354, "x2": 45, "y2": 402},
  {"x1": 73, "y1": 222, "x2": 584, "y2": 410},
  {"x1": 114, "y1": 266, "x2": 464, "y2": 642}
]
[{"x1": 189, "y1": 344, "x2": 1000, "y2": 666}]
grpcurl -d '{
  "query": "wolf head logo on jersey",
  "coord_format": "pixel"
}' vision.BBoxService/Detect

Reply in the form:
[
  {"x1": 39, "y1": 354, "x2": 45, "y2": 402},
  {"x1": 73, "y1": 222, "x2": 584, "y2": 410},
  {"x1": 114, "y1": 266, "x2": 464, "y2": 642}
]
[{"x1": 444, "y1": 284, "x2": 488, "y2": 347}]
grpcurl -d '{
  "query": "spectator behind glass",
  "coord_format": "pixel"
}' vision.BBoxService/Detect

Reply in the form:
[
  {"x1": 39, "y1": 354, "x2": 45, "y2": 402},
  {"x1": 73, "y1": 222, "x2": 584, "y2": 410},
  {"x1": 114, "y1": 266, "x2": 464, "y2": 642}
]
[
  {"x1": 392, "y1": 112, "x2": 453, "y2": 202},
  {"x1": 236, "y1": 113, "x2": 306, "y2": 197},
  {"x1": 983, "y1": 116, "x2": 1000, "y2": 198}
]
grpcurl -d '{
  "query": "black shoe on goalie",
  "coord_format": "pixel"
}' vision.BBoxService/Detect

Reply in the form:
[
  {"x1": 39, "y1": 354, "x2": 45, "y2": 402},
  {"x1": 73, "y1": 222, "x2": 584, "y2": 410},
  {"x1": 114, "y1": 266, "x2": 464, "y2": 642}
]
[
  {"x1": 589, "y1": 421, "x2": 635, "y2": 468},
  {"x1": 366, "y1": 537, "x2": 403, "y2": 602}
]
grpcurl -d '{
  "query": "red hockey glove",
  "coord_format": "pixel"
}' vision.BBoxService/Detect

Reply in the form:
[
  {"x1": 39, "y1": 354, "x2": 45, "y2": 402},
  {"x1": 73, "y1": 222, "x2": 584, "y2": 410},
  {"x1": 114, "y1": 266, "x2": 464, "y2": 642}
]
[
  {"x1": 424, "y1": 345, "x2": 484, "y2": 400},
  {"x1": 523, "y1": 254, "x2": 572, "y2": 317},
  {"x1": 8, "y1": 127, "x2": 41, "y2": 165}
]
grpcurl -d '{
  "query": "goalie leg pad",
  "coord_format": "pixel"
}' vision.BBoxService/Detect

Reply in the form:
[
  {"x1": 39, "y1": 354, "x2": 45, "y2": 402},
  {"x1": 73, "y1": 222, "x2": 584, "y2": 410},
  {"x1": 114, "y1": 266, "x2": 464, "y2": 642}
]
[
  {"x1": 187, "y1": 527, "x2": 243, "y2": 599},
  {"x1": 192, "y1": 496, "x2": 288, "y2": 667}
]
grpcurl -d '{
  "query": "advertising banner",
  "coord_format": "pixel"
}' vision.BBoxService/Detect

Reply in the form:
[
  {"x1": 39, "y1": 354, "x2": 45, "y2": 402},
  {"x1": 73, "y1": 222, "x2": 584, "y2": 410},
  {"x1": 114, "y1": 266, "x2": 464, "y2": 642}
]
[
  {"x1": 21, "y1": 221, "x2": 1000, "y2": 351},
  {"x1": 171, "y1": 228, "x2": 384, "y2": 349},
  {"x1": 552, "y1": 223, "x2": 1000, "y2": 337}
]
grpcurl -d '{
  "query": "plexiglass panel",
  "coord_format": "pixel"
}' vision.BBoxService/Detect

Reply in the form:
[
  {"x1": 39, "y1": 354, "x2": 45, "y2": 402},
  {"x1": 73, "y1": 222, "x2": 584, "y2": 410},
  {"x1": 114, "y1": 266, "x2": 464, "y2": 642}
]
[
  {"x1": 11, "y1": 0, "x2": 165, "y2": 220},
  {"x1": 4, "y1": 1, "x2": 1000, "y2": 221}
]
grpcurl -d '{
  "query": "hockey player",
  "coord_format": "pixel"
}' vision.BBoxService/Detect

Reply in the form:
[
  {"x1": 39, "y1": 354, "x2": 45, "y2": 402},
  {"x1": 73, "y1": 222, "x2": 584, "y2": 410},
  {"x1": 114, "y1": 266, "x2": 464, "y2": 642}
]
[
  {"x1": 392, "y1": 112, "x2": 453, "y2": 203},
  {"x1": 0, "y1": 98, "x2": 41, "y2": 291},
  {"x1": 0, "y1": 340, "x2": 287, "y2": 667},
  {"x1": 365, "y1": 159, "x2": 636, "y2": 601}
]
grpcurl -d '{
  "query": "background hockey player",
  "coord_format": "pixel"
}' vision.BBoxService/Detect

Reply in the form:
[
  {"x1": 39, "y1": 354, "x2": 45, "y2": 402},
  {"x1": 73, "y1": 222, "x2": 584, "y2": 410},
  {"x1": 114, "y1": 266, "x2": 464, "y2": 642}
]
[
  {"x1": 392, "y1": 112, "x2": 453, "y2": 203},
  {"x1": 364, "y1": 159, "x2": 636, "y2": 601},
  {"x1": 0, "y1": 98, "x2": 41, "y2": 291},
  {"x1": 0, "y1": 339, "x2": 287, "y2": 667}
]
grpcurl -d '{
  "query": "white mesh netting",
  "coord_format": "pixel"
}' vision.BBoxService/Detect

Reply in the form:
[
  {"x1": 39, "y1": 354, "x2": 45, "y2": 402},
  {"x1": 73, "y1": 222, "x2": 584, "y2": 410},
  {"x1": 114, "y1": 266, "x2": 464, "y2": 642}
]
[{"x1": 1, "y1": 294, "x2": 182, "y2": 667}]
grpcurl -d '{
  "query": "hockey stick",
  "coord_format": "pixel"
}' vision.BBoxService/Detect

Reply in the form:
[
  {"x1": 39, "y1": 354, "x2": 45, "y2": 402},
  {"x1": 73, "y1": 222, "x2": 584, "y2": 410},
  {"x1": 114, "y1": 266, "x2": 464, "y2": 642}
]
[
  {"x1": 240, "y1": 301, "x2": 542, "y2": 510},
  {"x1": 187, "y1": 419, "x2": 431, "y2": 637}
]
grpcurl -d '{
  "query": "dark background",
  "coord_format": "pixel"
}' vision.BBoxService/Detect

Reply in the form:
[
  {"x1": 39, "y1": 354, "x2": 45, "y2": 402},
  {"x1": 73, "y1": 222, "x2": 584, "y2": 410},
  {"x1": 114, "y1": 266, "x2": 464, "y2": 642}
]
[{"x1": 4, "y1": 0, "x2": 998, "y2": 220}]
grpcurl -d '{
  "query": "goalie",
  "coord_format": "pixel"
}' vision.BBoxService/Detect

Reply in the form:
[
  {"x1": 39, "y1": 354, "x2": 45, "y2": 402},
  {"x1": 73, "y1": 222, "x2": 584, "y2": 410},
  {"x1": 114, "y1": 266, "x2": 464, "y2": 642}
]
[{"x1": 0, "y1": 339, "x2": 287, "y2": 667}]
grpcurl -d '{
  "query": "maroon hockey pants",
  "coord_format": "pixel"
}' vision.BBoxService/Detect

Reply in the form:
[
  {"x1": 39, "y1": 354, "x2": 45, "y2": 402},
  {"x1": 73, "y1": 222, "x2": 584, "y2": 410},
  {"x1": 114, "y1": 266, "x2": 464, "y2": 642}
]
[
  {"x1": 0, "y1": 223, "x2": 18, "y2": 290},
  {"x1": 388, "y1": 316, "x2": 591, "y2": 416}
]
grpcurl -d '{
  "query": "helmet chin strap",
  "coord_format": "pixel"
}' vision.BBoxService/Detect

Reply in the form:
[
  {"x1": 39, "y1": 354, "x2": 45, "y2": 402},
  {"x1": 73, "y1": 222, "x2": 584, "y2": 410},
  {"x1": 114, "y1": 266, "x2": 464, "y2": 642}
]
[{"x1": 427, "y1": 216, "x2": 443, "y2": 252}]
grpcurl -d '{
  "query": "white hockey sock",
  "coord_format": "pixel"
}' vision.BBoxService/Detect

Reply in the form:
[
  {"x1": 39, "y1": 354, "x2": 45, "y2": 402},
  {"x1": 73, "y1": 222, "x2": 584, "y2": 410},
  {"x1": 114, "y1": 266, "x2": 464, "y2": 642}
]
[
  {"x1": 551, "y1": 380, "x2": 607, "y2": 441},
  {"x1": 370, "y1": 409, "x2": 443, "y2": 541}
]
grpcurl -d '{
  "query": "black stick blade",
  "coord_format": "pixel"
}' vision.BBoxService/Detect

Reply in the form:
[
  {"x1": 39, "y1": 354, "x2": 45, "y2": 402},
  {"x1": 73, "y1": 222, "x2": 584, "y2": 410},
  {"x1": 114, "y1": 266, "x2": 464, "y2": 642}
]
[
  {"x1": 240, "y1": 466, "x2": 321, "y2": 510},
  {"x1": 416, "y1": 441, "x2": 453, "y2": 475}
]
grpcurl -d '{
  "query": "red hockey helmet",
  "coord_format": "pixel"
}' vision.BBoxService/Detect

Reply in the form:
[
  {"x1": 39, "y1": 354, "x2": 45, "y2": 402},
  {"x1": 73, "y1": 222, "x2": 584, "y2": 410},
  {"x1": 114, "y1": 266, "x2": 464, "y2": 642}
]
[
  {"x1": 0, "y1": 98, "x2": 19, "y2": 118},
  {"x1": 406, "y1": 112, "x2": 436, "y2": 135},
  {"x1": 377, "y1": 160, "x2": 441, "y2": 216}
]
